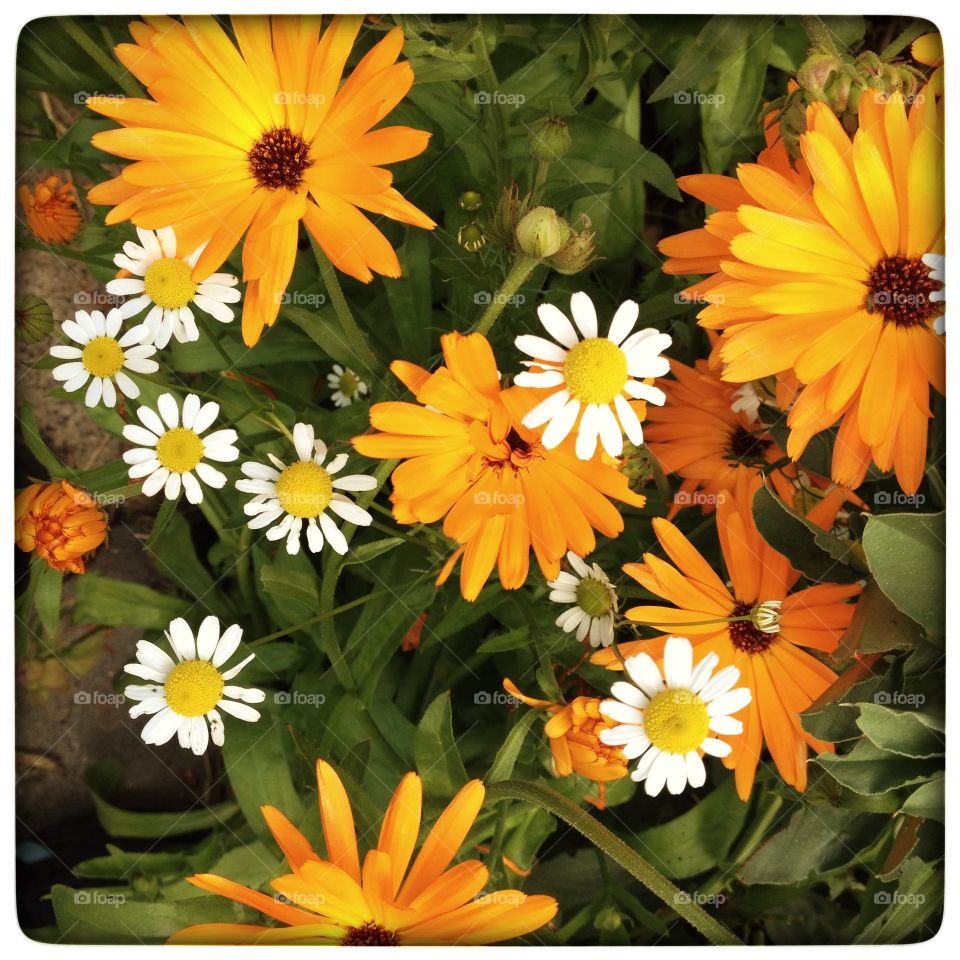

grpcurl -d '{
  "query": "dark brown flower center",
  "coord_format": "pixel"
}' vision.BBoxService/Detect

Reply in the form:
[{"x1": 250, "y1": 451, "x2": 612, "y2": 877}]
[
  {"x1": 865, "y1": 255, "x2": 942, "y2": 328},
  {"x1": 727, "y1": 425, "x2": 769, "y2": 463},
  {"x1": 248, "y1": 127, "x2": 311, "y2": 190},
  {"x1": 729, "y1": 601, "x2": 773, "y2": 654},
  {"x1": 342, "y1": 922, "x2": 400, "y2": 946}
]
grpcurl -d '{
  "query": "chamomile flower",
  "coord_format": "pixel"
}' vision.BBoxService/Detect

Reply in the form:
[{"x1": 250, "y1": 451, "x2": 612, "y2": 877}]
[
  {"x1": 516, "y1": 292, "x2": 672, "y2": 459},
  {"x1": 327, "y1": 364, "x2": 369, "y2": 408},
  {"x1": 106, "y1": 226, "x2": 240, "y2": 348},
  {"x1": 50, "y1": 307, "x2": 158, "y2": 408},
  {"x1": 599, "y1": 636, "x2": 751, "y2": 797},
  {"x1": 123, "y1": 616, "x2": 264, "y2": 756},
  {"x1": 123, "y1": 393, "x2": 239, "y2": 503},
  {"x1": 548, "y1": 552, "x2": 618, "y2": 648},
  {"x1": 236, "y1": 422, "x2": 376, "y2": 556}
]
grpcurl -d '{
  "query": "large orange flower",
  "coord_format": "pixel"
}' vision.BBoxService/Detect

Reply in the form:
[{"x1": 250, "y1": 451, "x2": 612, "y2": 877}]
[
  {"x1": 593, "y1": 473, "x2": 861, "y2": 799},
  {"x1": 171, "y1": 760, "x2": 557, "y2": 945},
  {"x1": 18, "y1": 176, "x2": 83, "y2": 245},
  {"x1": 86, "y1": 15, "x2": 435, "y2": 345},
  {"x1": 659, "y1": 93, "x2": 944, "y2": 494},
  {"x1": 15, "y1": 480, "x2": 107, "y2": 574},
  {"x1": 352, "y1": 332, "x2": 646, "y2": 600}
]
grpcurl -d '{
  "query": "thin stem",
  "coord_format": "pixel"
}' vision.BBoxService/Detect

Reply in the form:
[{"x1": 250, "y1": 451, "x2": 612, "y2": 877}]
[
  {"x1": 57, "y1": 17, "x2": 142, "y2": 98},
  {"x1": 310, "y1": 239, "x2": 379, "y2": 377},
  {"x1": 248, "y1": 589, "x2": 391, "y2": 647},
  {"x1": 531, "y1": 158, "x2": 551, "y2": 202},
  {"x1": 474, "y1": 255, "x2": 539, "y2": 336},
  {"x1": 484, "y1": 780, "x2": 742, "y2": 945}
]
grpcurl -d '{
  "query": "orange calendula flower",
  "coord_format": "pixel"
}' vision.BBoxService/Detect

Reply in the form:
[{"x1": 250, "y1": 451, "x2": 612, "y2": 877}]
[
  {"x1": 352, "y1": 332, "x2": 646, "y2": 601},
  {"x1": 659, "y1": 93, "x2": 944, "y2": 494},
  {"x1": 86, "y1": 15, "x2": 435, "y2": 346},
  {"x1": 15, "y1": 480, "x2": 107, "y2": 574},
  {"x1": 504, "y1": 679, "x2": 629, "y2": 782},
  {"x1": 593, "y1": 473, "x2": 862, "y2": 799},
  {"x1": 170, "y1": 759, "x2": 557, "y2": 946},
  {"x1": 18, "y1": 176, "x2": 83, "y2": 245}
]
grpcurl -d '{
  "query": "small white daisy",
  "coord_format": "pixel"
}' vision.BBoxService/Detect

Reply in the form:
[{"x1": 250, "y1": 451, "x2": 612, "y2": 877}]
[
  {"x1": 327, "y1": 364, "x2": 369, "y2": 408},
  {"x1": 922, "y1": 252, "x2": 945, "y2": 334},
  {"x1": 106, "y1": 226, "x2": 240, "y2": 348},
  {"x1": 599, "y1": 636, "x2": 752, "y2": 797},
  {"x1": 123, "y1": 392, "x2": 239, "y2": 503},
  {"x1": 123, "y1": 616, "x2": 264, "y2": 756},
  {"x1": 236, "y1": 422, "x2": 376, "y2": 556},
  {"x1": 50, "y1": 307, "x2": 158, "y2": 408},
  {"x1": 516, "y1": 292, "x2": 672, "y2": 460},
  {"x1": 548, "y1": 551, "x2": 618, "y2": 648}
]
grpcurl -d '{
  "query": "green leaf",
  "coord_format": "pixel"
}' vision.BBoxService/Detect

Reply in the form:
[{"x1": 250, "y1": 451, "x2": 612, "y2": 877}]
[
  {"x1": 73, "y1": 574, "x2": 189, "y2": 629},
  {"x1": 815, "y1": 739, "x2": 940, "y2": 796},
  {"x1": 861, "y1": 512, "x2": 945, "y2": 635},
  {"x1": 342, "y1": 537, "x2": 406, "y2": 566},
  {"x1": 855, "y1": 703, "x2": 944, "y2": 759},
  {"x1": 144, "y1": 493, "x2": 181, "y2": 549},
  {"x1": 19, "y1": 400, "x2": 65, "y2": 477},
  {"x1": 899, "y1": 775, "x2": 944, "y2": 823},
  {"x1": 855, "y1": 857, "x2": 943, "y2": 944},
  {"x1": 414, "y1": 691, "x2": 469, "y2": 800},
  {"x1": 485, "y1": 709, "x2": 541, "y2": 783},
  {"x1": 32, "y1": 562, "x2": 63, "y2": 638},
  {"x1": 842, "y1": 579, "x2": 923, "y2": 654}
]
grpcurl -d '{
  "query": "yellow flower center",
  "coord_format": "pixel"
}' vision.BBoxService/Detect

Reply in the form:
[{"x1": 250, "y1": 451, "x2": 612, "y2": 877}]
[
  {"x1": 164, "y1": 659, "x2": 224, "y2": 717},
  {"x1": 563, "y1": 337, "x2": 628, "y2": 405},
  {"x1": 144, "y1": 257, "x2": 197, "y2": 310},
  {"x1": 644, "y1": 688, "x2": 710, "y2": 754},
  {"x1": 81, "y1": 336, "x2": 124, "y2": 378},
  {"x1": 576, "y1": 577, "x2": 613, "y2": 618},
  {"x1": 155, "y1": 427, "x2": 204, "y2": 474},
  {"x1": 275, "y1": 460, "x2": 333, "y2": 519},
  {"x1": 338, "y1": 369, "x2": 361, "y2": 398}
]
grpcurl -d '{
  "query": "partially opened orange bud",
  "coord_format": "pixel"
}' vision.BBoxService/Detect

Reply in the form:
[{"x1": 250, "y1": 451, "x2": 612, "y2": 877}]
[{"x1": 18, "y1": 176, "x2": 83, "y2": 245}]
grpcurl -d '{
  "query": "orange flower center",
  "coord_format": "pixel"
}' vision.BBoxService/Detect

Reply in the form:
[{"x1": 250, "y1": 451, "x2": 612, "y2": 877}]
[
  {"x1": 248, "y1": 126, "x2": 311, "y2": 190},
  {"x1": 341, "y1": 922, "x2": 400, "y2": 947},
  {"x1": 866, "y1": 255, "x2": 943, "y2": 328}
]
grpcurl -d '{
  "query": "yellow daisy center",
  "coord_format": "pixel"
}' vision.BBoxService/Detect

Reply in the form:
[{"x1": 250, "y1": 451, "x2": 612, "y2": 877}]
[
  {"x1": 644, "y1": 688, "x2": 710, "y2": 754},
  {"x1": 563, "y1": 337, "x2": 628, "y2": 405},
  {"x1": 576, "y1": 577, "x2": 613, "y2": 618},
  {"x1": 81, "y1": 336, "x2": 124, "y2": 378},
  {"x1": 275, "y1": 460, "x2": 333, "y2": 519},
  {"x1": 338, "y1": 369, "x2": 361, "y2": 398},
  {"x1": 164, "y1": 659, "x2": 224, "y2": 717},
  {"x1": 144, "y1": 257, "x2": 197, "y2": 310},
  {"x1": 156, "y1": 427, "x2": 204, "y2": 474}
]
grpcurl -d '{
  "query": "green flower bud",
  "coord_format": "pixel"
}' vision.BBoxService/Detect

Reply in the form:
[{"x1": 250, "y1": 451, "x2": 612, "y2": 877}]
[
  {"x1": 550, "y1": 215, "x2": 599, "y2": 276},
  {"x1": 796, "y1": 51, "x2": 842, "y2": 100},
  {"x1": 15, "y1": 295, "x2": 54, "y2": 344},
  {"x1": 527, "y1": 114, "x2": 572, "y2": 161},
  {"x1": 515, "y1": 206, "x2": 570, "y2": 259},
  {"x1": 458, "y1": 190, "x2": 483, "y2": 212},
  {"x1": 457, "y1": 221, "x2": 487, "y2": 253}
]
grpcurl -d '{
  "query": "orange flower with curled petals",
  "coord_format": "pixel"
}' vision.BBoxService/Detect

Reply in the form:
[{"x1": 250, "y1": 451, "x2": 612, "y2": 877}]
[
  {"x1": 15, "y1": 480, "x2": 107, "y2": 574},
  {"x1": 170, "y1": 759, "x2": 557, "y2": 946},
  {"x1": 503, "y1": 679, "x2": 628, "y2": 783},
  {"x1": 352, "y1": 332, "x2": 646, "y2": 601},
  {"x1": 18, "y1": 176, "x2": 83, "y2": 245}
]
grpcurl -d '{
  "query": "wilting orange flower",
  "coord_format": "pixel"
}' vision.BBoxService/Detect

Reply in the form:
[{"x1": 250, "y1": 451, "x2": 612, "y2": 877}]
[
  {"x1": 171, "y1": 759, "x2": 557, "y2": 945},
  {"x1": 660, "y1": 93, "x2": 944, "y2": 494},
  {"x1": 352, "y1": 332, "x2": 646, "y2": 601},
  {"x1": 645, "y1": 357, "x2": 859, "y2": 519},
  {"x1": 15, "y1": 480, "x2": 107, "y2": 574},
  {"x1": 504, "y1": 679, "x2": 629, "y2": 782},
  {"x1": 593, "y1": 473, "x2": 861, "y2": 799},
  {"x1": 18, "y1": 176, "x2": 83, "y2": 245},
  {"x1": 86, "y1": 15, "x2": 434, "y2": 346}
]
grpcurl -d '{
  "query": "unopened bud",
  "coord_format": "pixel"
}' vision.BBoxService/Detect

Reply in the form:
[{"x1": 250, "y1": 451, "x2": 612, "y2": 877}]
[
  {"x1": 457, "y1": 221, "x2": 487, "y2": 253},
  {"x1": 15, "y1": 295, "x2": 54, "y2": 344},
  {"x1": 515, "y1": 206, "x2": 570, "y2": 259},
  {"x1": 549, "y1": 215, "x2": 599, "y2": 276},
  {"x1": 528, "y1": 115, "x2": 572, "y2": 161},
  {"x1": 458, "y1": 190, "x2": 483, "y2": 212}
]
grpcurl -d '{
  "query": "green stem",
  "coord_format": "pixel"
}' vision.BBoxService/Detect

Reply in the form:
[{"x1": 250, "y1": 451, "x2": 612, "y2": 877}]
[
  {"x1": 800, "y1": 15, "x2": 843, "y2": 57},
  {"x1": 485, "y1": 803, "x2": 509, "y2": 887},
  {"x1": 248, "y1": 589, "x2": 391, "y2": 647},
  {"x1": 474, "y1": 255, "x2": 540, "y2": 336},
  {"x1": 484, "y1": 780, "x2": 742, "y2": 946},
  {"x1": 310, "y1": 239, "x2": 379, "y2": 377},
  {"x1": 531, "y1": 158, "x2": 551, "y2": 202},
  {"x1": 57, "y1": 17, "x2": 142, "y2": 98},
  {"x1": 471, "y1": 16, "x2": 510, "y2": 184}
]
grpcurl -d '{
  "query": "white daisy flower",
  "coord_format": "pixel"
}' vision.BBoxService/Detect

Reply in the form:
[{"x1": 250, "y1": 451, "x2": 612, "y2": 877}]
[
  {"x1": 123, "y1": 616, "x2": 264, "y2": 756},
  {"x1": 49, "y1": 307, "x2": 158, "y2": 408},
  {"x1": 516, "y1": 292, "x2": 672, "y2": 460},
  {"x1": 599, "y1": 636, "x2": 751, "y2": 797},
  {"x1": 123, "y1": 392, "x2": 239, "y2": 503},
  {"x1": 327, "y1": 364, "x2": 369, "y2": 408},
  {"x1": 922, "y1": 252, "x2": 945, "y2": 334},
  {"x1": 548, "y1": 551, "x2": 618, "y2": 648},
  {"x1": 236, "y1": 422, "x2": 376, "y2": 556},
  {"x1": 106, "y1": 226, "x2": 240, "y2": 349}
]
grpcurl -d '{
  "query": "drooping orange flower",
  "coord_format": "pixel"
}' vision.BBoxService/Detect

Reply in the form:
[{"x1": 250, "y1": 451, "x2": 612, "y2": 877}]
[
  {"x1": 644, "y1": 357, "x2": 860, "y2": 520},
  {"x1": 593, "y1": 472, "x2": 861, "y2": 799},
  {"x1": 659, "y1": 93, "x2": 944, "y2": 494},
  {"x1": 15, "y1": 480, "x2": 107, "y2": 574},
  {"x1": 86, "y1": 15, "x2": 435, "y2": 346},
  {"x1": 170, "y1": 760, "x2": 557, "y2": 945},
  {"x1": 503, "y1": 679, "x2": 629, "y2": 782},
  {"x1": 352, "y1": 332, "x2": 646, "y2": 601},
  {"x1": 18, "y1": 176, "x2": 83, "y2": 245}
]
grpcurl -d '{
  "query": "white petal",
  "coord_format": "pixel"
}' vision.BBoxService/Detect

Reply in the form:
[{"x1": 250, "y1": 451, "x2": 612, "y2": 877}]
[
  {"x1": 709, "y1": 715, "x2": 744, "y2": 736},
  {"x1": 141, "y1": 466, "x2": 169, "y2": 497},
  {"x1": 537, "y1": 302, "x2": 580, "y2": 347},
  {"x1": 575, "y1": 403, "x2": 601, "y2": 460},
  {"x1": 123, "y1": 424, "x2": 159, "y2": 447},
  {"x1": 167, "y1": 618, "x2": 196, "y2": 661},
  {"x1": 624, "y1": 652, "x2": 665, "y2": 700},
  {"x1": 293, "y1": 422, "x2": 315, "y2": 461},
  {"x1": 328, "y1": 498, "x2": 372, "y2": 526},
  {"x1": 137, "y1": 404, "x2": 166, "y2": 436},
  {"x1": 707, "y1": 687, "x2": 752, "y2": 717},
  {"x1": 164, "y1": 471, "x2": 182, "y2": 500},
  {"x1": 540, "y1": 396, "x2": 582, "y2": 450},
  {"x1": 194, "y1": 462, "x2": 226, "y2": 488},
  {"x1": 217, "y1": 699, "x2": 260, "y2": 722},
  {"x1": 699, "y1": 665, "x2": 741, "y2": 702},
  {"x1": 196, "y1": 616, "x2": 221, "y2": 661},
  {"x1": 663, "y1": 636, "x2": 694, "y2": 689},
  {"x1": 157, "y1": 393, "x2": 180, "y2": 429},
  {"x1": 212, "y1": 624, "x2": 243, "y2": 668},
  {"x1": 643, "y1": 750, "x2": 672, "y2": 796},
  {"x1": 569, "y1": 291, "x2": 598, "y2": 339},
  {"x1": 524, "y1": 388, "x2": 571, "y2": 430},
  {"x1": 182, "y1": 470, "x2": 204, "y2": 504},
  {"x1": 614, "y1": 393, "x2": 644, "y2": 445},
  {"x1": 514, "y1": 334, "x2": 568, "y2": 363},
  {"x1": 702, "y1": 737, "x2": 732, "y2": 758},
  {"x1": 609, "y1": 681, "x2": 649, "y2": 710},
  {"x1": 666, "y1": 753, "x2": 690, "y2": 795},
  {"x1": 332, "y1": 474, "x2": 376, "y2": 492},
  {"x1": 181, "y1": 393, "x2": 201, "y2": 430},
  {"x1": 318, "y1": 512, "x2": 348, "y2": 554},
  {"x1": 607, "y1": 299, "x2": 639, "y2": 345},
  {"x1": 600, "y1": 700, "x2": 645, "y2": 725},
  {"x1": 84, "y1": 377, "x2": 103, "y2": 408},
  {"x1": 685, "y1": 751, "x2": 707, "y2": 789},
  {"x1": 140, "y1": 707, "x2": 181, "y2": 746},
  {"x1": 597, "y1": 404, "x2": 623, "y2": 458}
]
